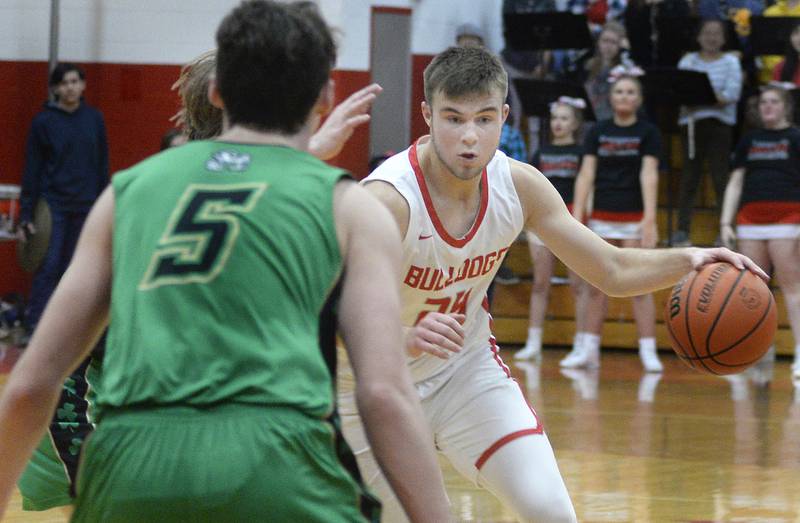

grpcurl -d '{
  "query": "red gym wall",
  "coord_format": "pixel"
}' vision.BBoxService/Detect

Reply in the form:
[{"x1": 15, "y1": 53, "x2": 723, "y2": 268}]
[
  {"x1": 0, "y1": 61, "x2": 379, "y2": 296},
  {"x1": 0, "y1": 61, "x2": 186, "y2": 296}
]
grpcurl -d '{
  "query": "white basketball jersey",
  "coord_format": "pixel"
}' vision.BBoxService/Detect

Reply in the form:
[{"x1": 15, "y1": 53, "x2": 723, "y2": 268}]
[{"x1": 364, "y1": 139, "x2": 525, "y2": 390}]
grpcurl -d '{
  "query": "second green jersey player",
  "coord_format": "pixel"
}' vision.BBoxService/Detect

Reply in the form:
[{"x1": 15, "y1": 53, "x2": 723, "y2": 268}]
[{"x1": 73, "y1": 141, "x2": 377, "y2": 521}]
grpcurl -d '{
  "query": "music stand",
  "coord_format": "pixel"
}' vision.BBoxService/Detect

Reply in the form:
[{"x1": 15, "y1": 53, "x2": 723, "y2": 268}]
[
  {"x1": 654, "y1": 16, "x2": 740, "y2": 67},
  {"x1": 512, "y1": 79, "x2": 596, "y2": 122},
  {"x1": 503, "y1": 12, "x2": 593, "y2": 51},
  {"x1": 750, "y1": 17, "x2": 800, "y2": 56},
  {"x1": 641, "y1": 69, "x2": 717, "y2": 107}
]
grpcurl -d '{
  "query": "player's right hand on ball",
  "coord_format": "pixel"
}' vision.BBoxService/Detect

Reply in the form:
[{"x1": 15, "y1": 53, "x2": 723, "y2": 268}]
[{"x1": 406, "y1": 312, "x2": 465, "y2": 359}]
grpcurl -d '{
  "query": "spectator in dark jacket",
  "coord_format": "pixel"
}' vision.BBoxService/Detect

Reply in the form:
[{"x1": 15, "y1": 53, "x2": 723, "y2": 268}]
[{"x1": 18, "y1": 63, "x2": 108, "y2": 336}]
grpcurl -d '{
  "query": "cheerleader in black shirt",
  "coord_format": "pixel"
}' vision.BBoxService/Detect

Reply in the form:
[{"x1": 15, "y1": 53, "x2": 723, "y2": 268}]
[
  {"x1": 516, "y1": 97, "x2": 589, "y2": 361},
  {"x1": 567, "y1": 72, "x2": 664, "y2": 372},
  {"x1": 721, "y1": 85, "x2": 800, "y2": 377}
]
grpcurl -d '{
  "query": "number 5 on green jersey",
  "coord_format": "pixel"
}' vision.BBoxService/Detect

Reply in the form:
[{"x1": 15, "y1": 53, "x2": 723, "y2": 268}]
[{"x1": 139, "y1": 183, "x2": 267, "y2": 290}]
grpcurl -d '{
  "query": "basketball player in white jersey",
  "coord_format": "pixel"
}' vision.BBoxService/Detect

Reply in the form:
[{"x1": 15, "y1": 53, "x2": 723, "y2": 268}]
[{"x1": 350, "y1": 46, "x2": 765, "y2": 523}]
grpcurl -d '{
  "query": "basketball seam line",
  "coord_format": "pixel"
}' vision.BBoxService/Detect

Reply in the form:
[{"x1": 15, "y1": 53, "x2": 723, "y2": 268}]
[
  {"x1": 684, "y1": 291, "x2": 775, "y2": 367},
  {"x1": 667, "y1": 275, "x2": 696, "y2": 368},
  {"x1": 702, "y1": 268, "x2": 746, "y2": 370},
  {"x1": 666, "y1": 316, "x2": 693, "y2": 367},
  {"x1": 684, "y1": 269, "x2": 716, "y2": 374}
]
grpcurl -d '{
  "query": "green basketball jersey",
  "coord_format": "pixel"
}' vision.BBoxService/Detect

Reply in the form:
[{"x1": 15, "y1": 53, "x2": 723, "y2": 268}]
[{"x1": 96, "y1": 141, "x2": 347, "y2": 420}]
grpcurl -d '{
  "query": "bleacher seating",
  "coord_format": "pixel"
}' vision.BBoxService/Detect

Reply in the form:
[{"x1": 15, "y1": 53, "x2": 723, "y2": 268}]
[{"x1": 491, "y1": 153, "x2": 796, "y2": 355}]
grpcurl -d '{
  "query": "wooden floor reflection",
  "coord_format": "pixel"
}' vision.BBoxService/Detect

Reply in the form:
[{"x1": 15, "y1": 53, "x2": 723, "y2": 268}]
[
  {"x1": 3, "y1": 345, "x2": 800, "y2": 522},
  {"x1": 442, "y1": 348, "x2": 800, "y2": 523}
]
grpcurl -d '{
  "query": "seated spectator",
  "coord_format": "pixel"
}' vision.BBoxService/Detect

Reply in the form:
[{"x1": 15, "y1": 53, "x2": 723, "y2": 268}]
[
  {"x1": 773, "y1": 20, "x2": 800, "y2": 86},
  {"x1": 672, "y1": 19, "x2": 743, "y2": 247},
  {"x1": 578, "y1": 21, "x2": 632, "y2": 121},
  {"x1": 499, "y1": 112, "x2": 528, "y2": 162},
  {"x1": 455, "y1": 22, "x2": 486, "y2": 49}
]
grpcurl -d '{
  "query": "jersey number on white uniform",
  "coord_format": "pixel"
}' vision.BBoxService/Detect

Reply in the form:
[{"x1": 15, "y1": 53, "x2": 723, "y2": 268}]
[{"x1": 414, "y1": 289, "x2": 472, "y2": 324}]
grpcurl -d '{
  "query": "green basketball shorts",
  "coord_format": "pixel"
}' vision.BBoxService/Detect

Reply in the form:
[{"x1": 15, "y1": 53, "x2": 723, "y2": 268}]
[{"x1": 72, "y1": 404, "x2": 380, "y2": 522}]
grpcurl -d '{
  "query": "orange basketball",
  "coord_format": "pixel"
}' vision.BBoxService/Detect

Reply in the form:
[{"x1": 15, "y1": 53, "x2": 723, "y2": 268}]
[{"x1": 665, "y1": 262, "x2": 777, "y2": 375}]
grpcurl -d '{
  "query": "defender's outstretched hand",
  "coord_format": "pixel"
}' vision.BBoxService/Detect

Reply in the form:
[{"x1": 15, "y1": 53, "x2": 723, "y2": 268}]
[
  {"x1": 310, "y1": 83, "x2": 383, "y2": 160},
  {"x1": 687, "y1": 247, "x2": 769, "y2": 282},
  {"x1": 406, "y1": 312, "x2": 465, "y2": 360}
]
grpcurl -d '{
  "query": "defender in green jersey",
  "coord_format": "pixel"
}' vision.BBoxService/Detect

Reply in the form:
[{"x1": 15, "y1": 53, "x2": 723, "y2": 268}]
[
  {"x1": 15, "y1": 20, "x2": 385, "y2": 523},
  {"x1": 0, "y1": 2, "x2": 451, "y2": 522}
]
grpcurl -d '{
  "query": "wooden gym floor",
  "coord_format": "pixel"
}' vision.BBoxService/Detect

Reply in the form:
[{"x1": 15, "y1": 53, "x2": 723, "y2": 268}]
[{"x1": 3, "y1": 343, "x2": 800, "y2": 522}]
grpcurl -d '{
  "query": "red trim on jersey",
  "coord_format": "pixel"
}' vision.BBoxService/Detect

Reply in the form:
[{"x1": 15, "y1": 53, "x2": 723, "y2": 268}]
[
  {"x1": 483, "y1": 295, "x2": 495, "y2": 330},
  {"x1": 475, "y1": 428, "x2": 544, "y2": 470},
  {"x1": 590, "y1": 210, "x2": 644, "y2": 222},
  {"x1": 489, "y1": 337, "x2": 539, "y2": 419},
  {"x1": 737, "y1": 201, "x2": 800, "y2": 225},
  {"x1": 489, "y1": 335, "x2": 511, "y2": 378},
  {"x1": 409, "y1": 141, "x2": 489, "y2": 248},
  {"x1": 474, "y1": 337, "x2": 545, "y2": 471}
]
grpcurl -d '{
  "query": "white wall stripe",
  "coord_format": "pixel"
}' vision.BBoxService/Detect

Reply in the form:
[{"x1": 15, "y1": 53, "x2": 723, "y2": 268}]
[{"x1": 0, "y1": 0, "x2": 505, "y2": 68}]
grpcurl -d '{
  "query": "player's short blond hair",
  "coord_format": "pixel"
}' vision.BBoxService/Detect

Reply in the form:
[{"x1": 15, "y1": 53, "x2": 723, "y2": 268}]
[
  {"x1": 423, "y1": 46, "x2": 507, "y2": 106},
  {"x1": 171, "y1": 50, "x2": 222, "y2": 140}
]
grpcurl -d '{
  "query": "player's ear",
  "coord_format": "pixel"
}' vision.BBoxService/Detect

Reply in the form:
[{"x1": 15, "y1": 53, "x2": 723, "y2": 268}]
[
  {"x1": 422, "y1": 101, "x2": 432, "y2": 128},
  {"x1": 307, "y1": 79, "x2": 334, "y2": 133},
  {"x1": 316, "y1": 79, "x2": 335, "y2": 116},
  {"x1": 207, "y1": 76, "x2": 224, "y2": 110},
  {"x1": 502, "y1": 103, "x2": 510, "y2": 124}
]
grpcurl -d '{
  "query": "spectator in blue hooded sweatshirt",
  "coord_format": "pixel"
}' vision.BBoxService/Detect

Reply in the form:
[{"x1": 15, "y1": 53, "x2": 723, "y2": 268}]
[{"x1": 18, "y1": 63, "x2": 108, "y2": 339}]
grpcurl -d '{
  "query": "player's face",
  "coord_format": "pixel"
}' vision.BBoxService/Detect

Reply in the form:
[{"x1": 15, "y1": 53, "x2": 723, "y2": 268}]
[
  {"x1": 759, "y1": 90, "x2": 788, "y2": 128},
  {"x1": 54, "y1": 71, "x2": 85, "y2": 108},
  {"x1": 697, "y1": 21, "x2": 725, "y2": 53},
  {"x1": 610, "y1": 79, "x2": 641, "y2": 116},
  {"x1": 550, "y1": 104, "x2": 578, "y2": 141},
  {"x1": 424, "y1": 89, "x2": 508, "y2": 181}
]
